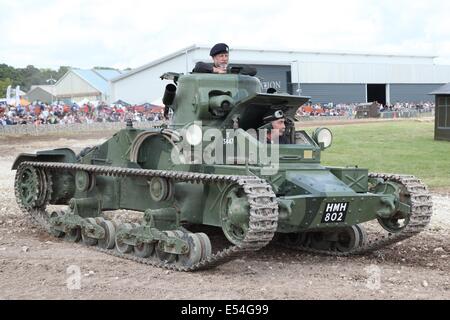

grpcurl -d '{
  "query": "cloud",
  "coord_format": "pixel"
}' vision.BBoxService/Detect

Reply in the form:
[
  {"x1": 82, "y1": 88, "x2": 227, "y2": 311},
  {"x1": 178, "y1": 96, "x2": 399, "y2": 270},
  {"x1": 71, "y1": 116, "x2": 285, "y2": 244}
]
[{"x1": 0, "y1": 0, "x2": 449, "y2": 69}]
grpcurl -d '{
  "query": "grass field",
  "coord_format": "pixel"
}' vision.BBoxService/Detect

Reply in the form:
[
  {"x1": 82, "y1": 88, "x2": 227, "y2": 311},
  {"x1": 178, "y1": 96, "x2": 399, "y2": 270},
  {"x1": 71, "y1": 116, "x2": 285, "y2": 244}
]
[{"x1": 317, "y1": 120, "x2": 450, "y2": 190}]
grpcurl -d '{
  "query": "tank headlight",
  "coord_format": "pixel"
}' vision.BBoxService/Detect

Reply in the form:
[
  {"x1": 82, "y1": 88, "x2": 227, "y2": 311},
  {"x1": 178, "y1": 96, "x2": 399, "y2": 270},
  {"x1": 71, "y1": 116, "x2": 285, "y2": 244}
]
[
  {"x1": 312, "y1": 127, "x2": 333, "y2": 149},
  {"x1": 185, "y1": 124, "x2": 203, "y2": 146}
]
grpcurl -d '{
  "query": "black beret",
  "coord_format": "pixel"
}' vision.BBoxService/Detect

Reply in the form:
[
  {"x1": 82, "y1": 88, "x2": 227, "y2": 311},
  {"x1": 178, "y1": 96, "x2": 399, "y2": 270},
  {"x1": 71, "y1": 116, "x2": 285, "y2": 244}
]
[
  {"x1": 210, "y1": 43, "x2": 229, "y2": 56},
  {"x1": 263, "y1": 109, "x2": 285, "y2": 123}
]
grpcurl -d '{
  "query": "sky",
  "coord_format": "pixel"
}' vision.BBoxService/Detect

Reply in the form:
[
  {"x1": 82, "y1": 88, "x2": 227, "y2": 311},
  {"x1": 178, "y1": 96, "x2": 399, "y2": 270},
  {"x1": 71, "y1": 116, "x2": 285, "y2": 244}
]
[{"x1": 1, "y1": 0, "x2": 450, "y2": 70}]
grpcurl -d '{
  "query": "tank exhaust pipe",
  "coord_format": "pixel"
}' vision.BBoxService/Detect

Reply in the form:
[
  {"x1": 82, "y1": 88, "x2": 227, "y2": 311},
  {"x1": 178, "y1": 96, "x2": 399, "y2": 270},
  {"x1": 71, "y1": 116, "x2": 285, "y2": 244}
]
[{"x1": 162, "y1": 84, "x2": 177, "y2": 106}]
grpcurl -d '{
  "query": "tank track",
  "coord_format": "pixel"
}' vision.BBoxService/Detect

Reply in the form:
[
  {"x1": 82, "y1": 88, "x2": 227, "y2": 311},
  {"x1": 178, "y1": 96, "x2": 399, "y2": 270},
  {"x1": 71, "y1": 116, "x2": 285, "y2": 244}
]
[
  {"x1": 279, "y1": 173, "x2": 433, "y2": 256},
  {"x1": 15, "y1": 161, "x2": 279, "y2": 271}
]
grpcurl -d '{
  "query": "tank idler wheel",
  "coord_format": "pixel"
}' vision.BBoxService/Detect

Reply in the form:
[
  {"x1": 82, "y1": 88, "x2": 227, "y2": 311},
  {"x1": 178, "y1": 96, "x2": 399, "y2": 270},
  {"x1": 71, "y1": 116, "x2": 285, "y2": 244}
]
[
  {"x1": 15, "y1": 165, "x2": 48, "y2": 210},
  {"x1": 377, "y1": 215, "x2": 410, "y2": 233},
  {"x1": 81, "y1": 218, "x2": 98, "y2": 246},
  {"x1": 64, "y1": 227, "x2": 82, "y2": 243},
  {"x1": 355, "y1": 224, "x2": 367, "y2": 247},
  {"x1": 115, "y1": 223, "x2": 133, "y2": 254},
  {"x1": 155, "y1": 231, "x2": 177, "y2": 263},
  {"x1": 195, "y1": 232, "x2": 212, "y2": 261},
  {"x1": 97, "y1": 220, "x2": 116, "y2": 250},
  {"x1": 177, "y1": 233, "x2": 203, "y2": 267},
  {"x1": 374, "y1": 178, "x2": 412, "y2": 233},
  {"x1": 134, "y1": 242, "x2": 155, "y2": 258},
  {"x1": 335, "y1": 226, "x2": 361, "y2": 252}
]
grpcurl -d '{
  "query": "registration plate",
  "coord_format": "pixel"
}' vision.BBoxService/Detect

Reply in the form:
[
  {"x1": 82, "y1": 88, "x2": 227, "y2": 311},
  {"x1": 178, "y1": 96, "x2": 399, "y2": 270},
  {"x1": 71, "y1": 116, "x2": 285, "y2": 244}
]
[{"x1": 321, "y1": 202, "x2": 349, "y2": 223}]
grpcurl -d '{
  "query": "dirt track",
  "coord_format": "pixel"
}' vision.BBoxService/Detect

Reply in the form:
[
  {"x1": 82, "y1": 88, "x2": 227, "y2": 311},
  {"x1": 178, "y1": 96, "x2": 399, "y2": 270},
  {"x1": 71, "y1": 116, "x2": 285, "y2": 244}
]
[{"x1": 0, "y1": 133, "x2": 449, "y2": 300}]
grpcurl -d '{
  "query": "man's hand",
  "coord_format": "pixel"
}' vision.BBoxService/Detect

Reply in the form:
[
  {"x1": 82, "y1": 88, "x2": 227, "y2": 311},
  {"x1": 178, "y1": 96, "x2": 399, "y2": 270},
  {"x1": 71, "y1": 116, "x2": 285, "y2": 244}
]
[{"x1": 213, "y1": 66, "x2": 227, "y2": 74}]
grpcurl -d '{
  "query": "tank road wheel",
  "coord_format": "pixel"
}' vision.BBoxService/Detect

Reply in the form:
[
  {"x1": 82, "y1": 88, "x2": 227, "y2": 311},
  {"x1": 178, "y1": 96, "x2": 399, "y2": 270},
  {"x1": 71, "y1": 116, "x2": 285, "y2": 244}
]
[
  {"x1": 115, "y1": 223, "x2": 133, "y2": 254},
  {"x1": 177, "y1": 233, "x2": 203, "y2": 268},
  {"x1": 75, "y1": 171, "x2": 95, "y2": 192},
  {"x1": 134, "y1": 242, "x2": 154, "y2": 258},
  {"x1": 148, "y1": 177, "x2": 172, "y2": 202},
  {"x1": 220, "y1": 184, "x2": 250, "y2": 246},
  {"x1": 334, "y1": 226, "x2": 361, "y2": 253},
  {"x1": 64, "y1": 227, "x2": 82, "y2": 243},
  {"x1": 15, "y1": 165, "x2": 50, "y2": 210},
  {"x1": 48, "y1": 211, "x2": 65, "y2": 238},
  {"x1": 97, "y1": 220, "x2": 116, "y2": 250},
  {"x1": 81, "y1": 218, "x2": 98, "y2": 246},
  {"x1": 196, "y1": 232, "x2": 212, "y2": 260},
  {"x1": 155, "y1": 231, "x2": 177, "y2": 263}
]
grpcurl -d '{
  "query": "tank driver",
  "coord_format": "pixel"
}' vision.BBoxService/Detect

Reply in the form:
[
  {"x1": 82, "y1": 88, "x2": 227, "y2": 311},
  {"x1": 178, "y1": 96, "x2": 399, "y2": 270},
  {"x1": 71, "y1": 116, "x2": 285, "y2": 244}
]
[{"x1": 262, "y1": 109, "x2": 290, "y2": 144}]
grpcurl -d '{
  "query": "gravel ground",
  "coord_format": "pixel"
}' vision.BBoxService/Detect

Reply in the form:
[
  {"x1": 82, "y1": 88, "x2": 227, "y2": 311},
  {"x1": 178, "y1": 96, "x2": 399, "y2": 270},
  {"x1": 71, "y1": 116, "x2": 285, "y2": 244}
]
[{"x1": 0, "y1": 133, "x2": 448, "y2": 300}]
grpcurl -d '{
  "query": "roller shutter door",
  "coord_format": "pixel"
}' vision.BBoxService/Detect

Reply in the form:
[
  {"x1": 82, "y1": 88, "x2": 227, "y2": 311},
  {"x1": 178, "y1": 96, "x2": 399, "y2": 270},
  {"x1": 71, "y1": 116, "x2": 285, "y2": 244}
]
[
  {"x1": 299, "y1": 84, "x2": 366, "y2": 104},
  {"x1": 390, "y1": 84, "x2": 443, "y2": 103}
]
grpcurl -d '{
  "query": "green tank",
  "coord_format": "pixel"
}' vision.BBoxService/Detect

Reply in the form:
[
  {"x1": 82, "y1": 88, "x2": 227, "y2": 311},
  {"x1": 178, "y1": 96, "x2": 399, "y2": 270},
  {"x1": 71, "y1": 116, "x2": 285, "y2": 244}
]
[{"x1": 12, "y1": 71, "x2": 433, "y2": 271}]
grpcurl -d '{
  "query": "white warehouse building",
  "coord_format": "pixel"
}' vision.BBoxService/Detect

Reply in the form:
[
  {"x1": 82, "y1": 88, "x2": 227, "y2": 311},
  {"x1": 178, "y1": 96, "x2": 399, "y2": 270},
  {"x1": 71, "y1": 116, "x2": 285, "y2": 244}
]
[{"x1": 110, "y1": 45, "x2": 450, "y2": 106}]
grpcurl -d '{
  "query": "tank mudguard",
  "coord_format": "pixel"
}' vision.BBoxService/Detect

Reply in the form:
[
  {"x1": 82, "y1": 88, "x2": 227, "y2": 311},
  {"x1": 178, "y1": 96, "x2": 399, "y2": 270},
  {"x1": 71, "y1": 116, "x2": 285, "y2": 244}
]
[{"x1": 11, "y1": 148, "x2": 77, "y2": 170}]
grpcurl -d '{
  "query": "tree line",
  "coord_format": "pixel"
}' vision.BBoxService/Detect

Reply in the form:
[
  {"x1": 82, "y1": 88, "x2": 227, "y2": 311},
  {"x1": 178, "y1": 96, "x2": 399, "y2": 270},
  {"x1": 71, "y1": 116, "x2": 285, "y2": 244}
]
[{"x1": 0, "y1": 63, "x2": 70, "y2": 98}]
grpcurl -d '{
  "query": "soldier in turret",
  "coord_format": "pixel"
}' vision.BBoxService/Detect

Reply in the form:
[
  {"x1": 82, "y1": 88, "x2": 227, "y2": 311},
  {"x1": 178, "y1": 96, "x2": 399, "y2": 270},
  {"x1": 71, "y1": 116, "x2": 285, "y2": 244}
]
[{"x1": 192, "y1": 43, "x2": 257, "y2": 76}]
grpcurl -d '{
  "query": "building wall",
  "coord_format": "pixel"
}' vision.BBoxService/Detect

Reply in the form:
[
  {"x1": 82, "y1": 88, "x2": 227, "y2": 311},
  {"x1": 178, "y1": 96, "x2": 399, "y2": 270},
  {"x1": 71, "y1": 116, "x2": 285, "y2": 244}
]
[
  {"x1": 191, "y1": 47, "x2": 448, "y2": 84},
  {"x1": 54, "y1": 72, "x2": 100, "y2": 100},
  {"x1": 254, "y1": 65, "x2": 291, "y2": 93},
  {"x1": 390, "y1": 84, "x2": 443, "y2": 103},
  {"x1": 296, "y1": 62, "x2": 450, "y2": 84},
  {"x1": 26, "y1": 87, "x2": 55, "y2": 104},
  {"x1": 299, "y1": 84, "x2": 366, "y2": 104}
]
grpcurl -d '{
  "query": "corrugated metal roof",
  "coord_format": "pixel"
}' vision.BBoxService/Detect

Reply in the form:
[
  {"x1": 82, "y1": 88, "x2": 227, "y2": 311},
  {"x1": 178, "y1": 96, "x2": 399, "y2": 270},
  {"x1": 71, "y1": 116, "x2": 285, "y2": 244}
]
[
  {"x1": 111, "y1": 45, "x2": 197, "y2": 82},
  {"x1": 93, "y1": 69, "x2": 122, "y2": 80},
  {"x1": 72, "y1": 69, "x2": 110, "y2": 93},
  {"x1": 430, "y1": 83, "x2": 450, "y2": 95},
  {"x1": 111, "y1": 44, "x2": 439, "y2": 83}
]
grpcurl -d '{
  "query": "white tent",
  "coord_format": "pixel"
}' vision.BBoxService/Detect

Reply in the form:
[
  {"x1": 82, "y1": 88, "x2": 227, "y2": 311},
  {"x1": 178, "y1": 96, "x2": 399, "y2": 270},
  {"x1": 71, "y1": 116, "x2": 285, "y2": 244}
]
[{"x1": 76, "y1": 98, "x2": 90, "y2": 105}]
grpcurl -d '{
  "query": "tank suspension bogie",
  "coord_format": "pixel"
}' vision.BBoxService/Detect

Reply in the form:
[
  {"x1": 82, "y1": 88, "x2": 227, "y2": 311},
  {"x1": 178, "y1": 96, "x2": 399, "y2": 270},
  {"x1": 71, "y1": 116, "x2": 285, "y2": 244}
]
[{"x1": 81, "y1": 218, "x2": 99, "y2": 246}]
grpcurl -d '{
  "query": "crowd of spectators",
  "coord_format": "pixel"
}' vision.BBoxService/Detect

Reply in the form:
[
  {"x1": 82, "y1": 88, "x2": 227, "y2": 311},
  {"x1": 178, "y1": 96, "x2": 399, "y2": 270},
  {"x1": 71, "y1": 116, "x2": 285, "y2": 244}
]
[
  {"x1": 0, "y1": 101, "x2": 165, "y2": 126},
  {"x1": 296, "y1": 101, "x2": 435, "y2": 117},
  {"x1": 380, "y1": 101, "x2": 434, "y2": 113},
  {"x1": 1, "y1": 99, "x2": 435, "y2": 126}
]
